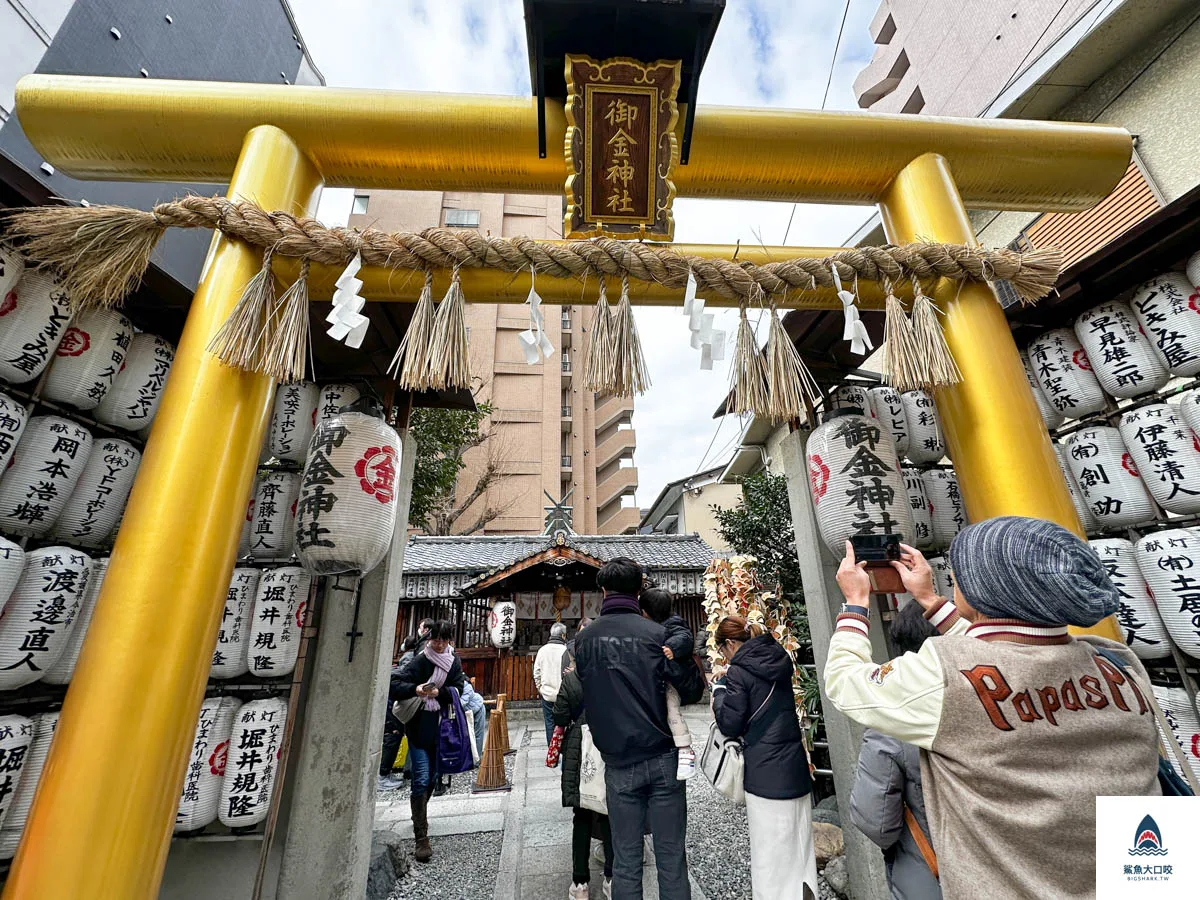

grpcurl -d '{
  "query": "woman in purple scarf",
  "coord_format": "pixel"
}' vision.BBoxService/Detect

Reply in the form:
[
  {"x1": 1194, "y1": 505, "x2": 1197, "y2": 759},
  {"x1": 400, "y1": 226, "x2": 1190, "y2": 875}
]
[{"x1": 390, "y1": 620, "x2": 466, "y2": 862}]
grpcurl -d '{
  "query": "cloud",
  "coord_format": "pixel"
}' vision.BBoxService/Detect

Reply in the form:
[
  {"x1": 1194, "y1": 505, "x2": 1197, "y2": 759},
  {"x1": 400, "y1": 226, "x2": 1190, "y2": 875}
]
[{"x1": 290, "y1": 0, "x2": 879, "y2": 509}]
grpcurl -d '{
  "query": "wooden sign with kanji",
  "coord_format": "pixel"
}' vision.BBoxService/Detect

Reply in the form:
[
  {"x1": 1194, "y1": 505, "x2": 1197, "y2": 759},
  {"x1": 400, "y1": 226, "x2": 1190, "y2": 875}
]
[{"x1": 563, "y1": 55, "x2": 681, "y2": 241}]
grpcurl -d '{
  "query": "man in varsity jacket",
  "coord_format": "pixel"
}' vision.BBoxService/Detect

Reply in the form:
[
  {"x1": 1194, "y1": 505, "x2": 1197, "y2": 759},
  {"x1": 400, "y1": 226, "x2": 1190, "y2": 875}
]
[{"x1": 826, "y1": 516, "x2": 1160, "y2": 900}]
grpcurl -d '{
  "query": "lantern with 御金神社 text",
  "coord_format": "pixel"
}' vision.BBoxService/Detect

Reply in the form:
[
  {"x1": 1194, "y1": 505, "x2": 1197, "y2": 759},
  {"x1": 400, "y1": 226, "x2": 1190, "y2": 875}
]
[
  {"x1": 218, "y1": 697, "x2": 287, "y2": 828},
  {"x1": 295, "y1": 403, "x2": 401, "y2": 576},
  {"x1": 175, "y1": 696, "x2": 242, "y2": 833},
  {"x1": 1066, "y1": 428, "x2": 1157, "y2": 529},
  {"x1": 1075, "y1": 302, "x2": 1169, "y2": 399},
  {"x1": 490, "y1": 600, "x2": 517, "y2": 649},
  {"x1": 1089, "y1": 538, "x2": 1169, "y2": 661}
]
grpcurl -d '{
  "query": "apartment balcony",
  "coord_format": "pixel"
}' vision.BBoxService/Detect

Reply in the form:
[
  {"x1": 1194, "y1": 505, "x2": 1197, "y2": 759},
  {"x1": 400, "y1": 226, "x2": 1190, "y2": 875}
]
[
  {"x1": 595, "y1": 393, "x2": 633, "y2": 432},
  {"x1": 853, "y1": 42, "x2": 908, "y2": 109},
  {"x1": 598, "y1": 504, "x2": 640, "y2": 535},
  {"x1": 561, "y1": 405, "x2": 572, "y2": 432},
  {"x1": 561, "y1": 312, "x2": 572, "y2": 348},
  {"x1": 596, "y1": 428, "x2": 636, "y2": 470},
  {"x1": 561, "y1": 353, "x2": 573, "y2": 384},
  {"x1": 597, "y1": 465, "x2": 637, "y2": 511},
  {"x1": 561, "y1": 455, "x2": 573, "y2": 476}
]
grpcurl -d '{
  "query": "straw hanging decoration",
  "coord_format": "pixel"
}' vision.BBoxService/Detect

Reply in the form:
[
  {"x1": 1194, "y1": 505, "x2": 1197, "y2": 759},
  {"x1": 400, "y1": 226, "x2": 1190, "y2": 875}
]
[
  {"x1": 262, "y1": 259, "x2": 312, "y2": 383},
  {"x1": 388, "y1": 270, "x2": 436, "y2": 389},
  {"x1": 882, "y1": 276, "x2": 920, "y2": 390},
  {"x1": 207, "y1": 246, "x2": 278, "y2": 373},
  {"x1": 427, "y1": 267, "x2": 471, "y2": 391},
  {"x1": 730, "y1": 303, "x2": 770, "y2": 417},
  {"x1": 909, "y1": 278, "x2": 962, "y2": 388},
  {"x1": 765, "y1": 299, "x2": 820, "y2": 423},
  {"x1": 610, "y1": 274, "x2": 651, "y2": 397},
  {"x1": 583, "y1": 277, "x2": 613, "y2": 393}
]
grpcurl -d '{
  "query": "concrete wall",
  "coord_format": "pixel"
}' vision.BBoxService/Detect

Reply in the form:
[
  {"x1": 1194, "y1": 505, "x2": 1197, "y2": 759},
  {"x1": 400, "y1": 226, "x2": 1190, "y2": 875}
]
[{"x1": 680, "y1": 481, "x2": 742, "y2": 552}]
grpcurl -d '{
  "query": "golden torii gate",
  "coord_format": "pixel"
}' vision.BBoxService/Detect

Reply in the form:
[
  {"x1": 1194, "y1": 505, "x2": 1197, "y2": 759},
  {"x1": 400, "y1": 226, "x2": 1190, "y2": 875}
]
[{"x1": 4, "y1": 74, "x2": 1130, "y2": 899}]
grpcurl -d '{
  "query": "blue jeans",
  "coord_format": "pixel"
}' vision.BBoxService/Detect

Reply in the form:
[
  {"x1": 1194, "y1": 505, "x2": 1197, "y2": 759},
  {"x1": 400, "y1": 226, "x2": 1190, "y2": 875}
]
[
  {"x1": 471, "y1": 704, "x2": 488, "y2": 758},
  {"x1": 605, "y1": 750, "x2": 690, "y2": 900},
  {"x1": 409, "y1": 745, "x2": 437, "y2": 797},
  {"x1": 542, "y1": 699, "x2": 556, "y2": 747}
]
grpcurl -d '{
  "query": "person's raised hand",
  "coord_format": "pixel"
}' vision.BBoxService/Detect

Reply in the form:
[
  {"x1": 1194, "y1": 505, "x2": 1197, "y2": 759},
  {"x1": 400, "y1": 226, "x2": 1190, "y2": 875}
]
[
  {"x1": 836, "y1": 540, "x2": 871, "y2": 606},
  {"x1": 889, "y1": 543, "x2": 940, "y2": 610}
]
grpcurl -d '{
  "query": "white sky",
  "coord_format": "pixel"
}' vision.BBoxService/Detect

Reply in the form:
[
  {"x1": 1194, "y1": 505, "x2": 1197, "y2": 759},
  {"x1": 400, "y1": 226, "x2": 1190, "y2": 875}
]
[{"x1": 289, "y1": 0, "x2": 879, "y2": 508}]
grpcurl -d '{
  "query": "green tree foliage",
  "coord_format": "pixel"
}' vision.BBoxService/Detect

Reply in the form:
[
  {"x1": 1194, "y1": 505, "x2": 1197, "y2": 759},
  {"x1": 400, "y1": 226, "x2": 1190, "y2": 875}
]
[{"x1": 713, "y1": 471, "x2": 810, "y2": 644}]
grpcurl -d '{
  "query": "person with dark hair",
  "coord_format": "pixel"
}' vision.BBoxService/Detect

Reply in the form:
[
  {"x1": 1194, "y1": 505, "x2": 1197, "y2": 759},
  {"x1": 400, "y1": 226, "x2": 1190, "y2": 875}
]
[
  {"x1": 576, "y1": 557, "x2": 702, "y2": 900},
  {"x1": 639, "y1": 588, "x2": 698, "y2": 780},
  {"x1": 850, "y1": 601, "x2": 941, "y2": 899},
  {"x1": 563, "y1": 616, "x2": 592, "y2": 674},
  {"x1": 712, "y1": 615, "x2": 817, "y2": 899},
  {"x1": 828, "y1": 521, "x2": 1160, "y2": 899},
  {"x1": 379, "y1": 635, "x2": 423, "y2": 791},
  {"x1": 391, "y1": 619, "x2": 466, "y2": 863}
]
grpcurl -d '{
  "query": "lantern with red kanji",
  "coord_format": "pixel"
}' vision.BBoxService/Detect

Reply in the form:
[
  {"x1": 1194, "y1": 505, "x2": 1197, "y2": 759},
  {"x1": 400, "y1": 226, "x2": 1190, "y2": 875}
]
[
  {"x1": 0, "y1": 416, "x2": 93, "y2": 537},
  {"x1": 0, "y1": 269, "x2": 70, "y2": 385},
  {"x1": 489, "y1": 599, "x2": 517, "y2": 649},
  {"x1": 1026, "y1": 329, "x2": 1106, "y2": 420},
  {"x1": 41, "y1": 308, "x2": 134, "y2": 410},
  {"x1": 268, "y1": 382, "x2": 319, "y2": 464},
  {"x1": 1090, "y1": 538, "x2": 1169, "y2": 661},
  {"x1": 175, "y1": 696, "x2": 242, "y2": 833},
  {"x1": 806, "y1": 411, "x2": 914, "y2": 554},
  {"x1": 1066, "y1": 427, "x2": 1157, "y2": 529},
  {"x1": 1075, "y1": 302, "x2": 1169, "y2": 399},
  {"x1": 218, "y1": 697, "x2": 288, "y2": 828},
  {"x1": 94, "y1": 333, "x2": 174, "y2": 431},
  {"x1": 295, "y1": 405, "x2": 401, "y2": 576}
]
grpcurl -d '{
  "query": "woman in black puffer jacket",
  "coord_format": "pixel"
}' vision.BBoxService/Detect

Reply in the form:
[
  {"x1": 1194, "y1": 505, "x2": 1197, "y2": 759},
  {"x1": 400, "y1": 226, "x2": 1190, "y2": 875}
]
[{"x1": 712, "y1": 616, "x2": 817, "y2": 900}]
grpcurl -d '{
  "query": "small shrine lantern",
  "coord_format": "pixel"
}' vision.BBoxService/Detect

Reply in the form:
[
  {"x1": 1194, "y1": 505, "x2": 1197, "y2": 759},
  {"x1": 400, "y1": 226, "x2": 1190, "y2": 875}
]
[
  {"x1": 490, "y1": 599, "x2": 517, "y2": 649},
  {"x1": 94, "y1": 333, "x2": 174, "y2": 431},
  {"x1": 1075, "y1": 302, "x2": 1169, "y2": 399},
  {"x1": 268, "y1": 382, "x2": 320, "y2": 464},
  {"x1": 210, "y1": 568, "x2": 260, "y2": 680},
  {"x1": 1026, "y1": 329, "x2": 1106, "y2": 420},
  {"x1": 1090, "y1": 538, "x2": 1169, "y2": 661},
  {"x1": 53, "y1": 439, "x2": 141, "y2": 547},
  {"x1": 0, "y1": 269, "x2": 70, "y2": 385},
  {"x1": 1135, "y1": 529, "x2": 1200, "y2": 661},
  {"x1": 1066, "y1": 428, "x2": 1157, "y2": 529},
  {"x1": 1021, "y1": 354, "x2": 1062, "y2": 430},
  {"x1": 0, "y1": 390, "x2": 29, "y2": 474},
  {"x1": 0, "y1": 547, "x2": 92, "y2": 689},
  {"x1": 218, "y1": 698, "x2": 288, "y2": 828},
  {"x1": 1118, "y1": 404, "x2": 1200, "y2": 515},
  {"x1": 175, "y1": 696, "x2": 242, "y2": 833},
  {"x1": 41, "y1": 307, "x2": 134, "y2": 411},
  {"x1": 900, "y1": 390, "x2": 944, "y2": 465},
  {"x1": 869, "y1": 386, "x2": 910, "y2": 457},
  {"x1": 1130, "y1": 272, "x2": 1200, "y2": 376},
  {"x1": 0, "y1": 417, "x2": 93, "y2": 537}
]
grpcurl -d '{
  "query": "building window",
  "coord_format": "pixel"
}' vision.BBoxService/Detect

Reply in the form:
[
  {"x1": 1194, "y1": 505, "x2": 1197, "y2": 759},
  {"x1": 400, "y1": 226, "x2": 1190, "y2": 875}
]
[
  {"x1": 351, "y1": 194, "x2": 370, "y2": 215},
  {"x1": 444, "y1": 208, "x2": 481, "y2": 228}
]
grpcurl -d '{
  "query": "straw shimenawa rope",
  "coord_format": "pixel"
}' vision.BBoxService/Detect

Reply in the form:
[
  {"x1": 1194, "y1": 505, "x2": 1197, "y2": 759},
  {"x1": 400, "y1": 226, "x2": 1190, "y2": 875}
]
[{"x1": 4, "y1": 197, "x2": 1063, "y2": 309}]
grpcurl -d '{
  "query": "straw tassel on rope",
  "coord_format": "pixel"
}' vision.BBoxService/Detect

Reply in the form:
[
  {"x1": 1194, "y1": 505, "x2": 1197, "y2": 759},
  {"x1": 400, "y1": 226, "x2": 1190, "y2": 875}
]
[
  {"x1": 908, "y1": 279, "x2": 963, "y2": 388},
  {"x1": 764, "y1": 301, "x2": 820, "y2": 423},
  {"x1": 427, "y1": 267, "x2": 472, "y2": 391},
  {"x1": 207, "y1": 245, "x2": 278, "y2": 373},
  {"x1": 583, "y1": 277, "x2": 613, "y2": 393},
  {"x1": 730, "y1": 304, "x2": 770, "y2": 418},
  {"x1": 388, "y1": 271, "x2": 436, "y2": 390},
  {"x1": 882, "y1": 277, "x2": 920, "y2": 391},
  {"x1": 610, "y1": 274, "x2": 651, "y2": 397},
  {"x1": 262, "y1": 259, "x2": 312, "y2": 384}
]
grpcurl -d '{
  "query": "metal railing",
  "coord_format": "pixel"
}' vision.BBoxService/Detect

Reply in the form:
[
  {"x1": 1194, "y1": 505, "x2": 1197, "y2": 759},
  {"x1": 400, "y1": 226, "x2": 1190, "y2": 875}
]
[{"x1": 561, "y1": 455, "x2": 572, "y2": 468}]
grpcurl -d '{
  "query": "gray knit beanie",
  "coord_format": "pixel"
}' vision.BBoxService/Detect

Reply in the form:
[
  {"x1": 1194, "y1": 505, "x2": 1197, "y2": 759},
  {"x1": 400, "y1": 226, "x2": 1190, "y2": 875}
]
[{"x1": 947, "y1": 516, "x2": 1119, "y2": 626}]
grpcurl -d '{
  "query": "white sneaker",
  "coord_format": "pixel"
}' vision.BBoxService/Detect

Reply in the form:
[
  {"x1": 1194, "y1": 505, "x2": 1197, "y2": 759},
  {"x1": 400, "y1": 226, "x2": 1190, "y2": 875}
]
[
  {"x1": 676, "y1": 747, "x2": 696, "y2": 780},
  {"x1": 603, "y1": 877, "x2": 612, "y2": 900},
  {"x1": 568, "y1": 883, "x2": 590, "y2": 900}
]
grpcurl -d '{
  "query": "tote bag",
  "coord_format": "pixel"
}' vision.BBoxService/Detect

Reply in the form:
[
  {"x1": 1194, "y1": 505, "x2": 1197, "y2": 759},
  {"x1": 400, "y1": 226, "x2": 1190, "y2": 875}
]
[
  {"x1": 578, "y1": 724, "x2": 608, "y2": 815},
  {"x1": 699, "y1": 682, "x2": 775, "y2": 806}
]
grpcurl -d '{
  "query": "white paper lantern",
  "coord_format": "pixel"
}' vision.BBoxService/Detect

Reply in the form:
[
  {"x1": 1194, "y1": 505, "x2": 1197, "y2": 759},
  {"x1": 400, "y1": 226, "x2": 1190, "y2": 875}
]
[
  {"x1": 927, "y1": 555, "x2": 956, "y2": 600},
  {"x1": 1180, "y1": 390, "x2": 1200, "y2": 440},
  {"x1": 0, "y1": 270, "x2": 71, "y2": 385},
  {"x1": 295, "y1": 410, "x2": 401, "y2": 575},
  {"x1": 900, "y1": 391, "x2": 944, "y2": 465},
  {"x1": 1053, "y1": 444, "x2": 1099, "y2": 535},
  {"x1": 176, "y1": 696, "x2": 242, "y2": 832},
  {"x1": 237, "y1": 492, "x2": 254, "y2": 559},
  {"x1": 318, "y1": 383, "x2": 361, "y2": 424},
  {"x1": 1074, "y1": 302, "x2": 1169, "y2": 399},
  {"x1": 0, "y1": 245, "x2": 25, "y2": 304},
  {"x1": 248, "y1": 567, "x2": 311, "y2": 678},
  {"x1": 0, "y1": 547, "x2": 91, "y2": 689},
  {"x1": 1090, "y1": 538, "x2": 1170, "y2": 661},
  {"x1": 1118, "y1": 404, "x2": 1200, "y2": 515},
  {"x1": 1152, "y1": 685, "x2": 1200, "y2": 784},
  {"x1": 0, "y1": 417, "x2": 93, "y2": 537},
  {"x1": 1021, "y1": 352, "x2": 1063, "y2": 430},
  {"x1": 1025, "y1": 329, "x2": 1107, "y2": 420},
  {"x1": 0, "y1": 715, "x2": 33, "y2": 831},
  {"x1": 94, "y1": 333, "x2": 174, "y2": 431},
  {"x1": 248, "y1": 471, "x2": 299, "y2": 561},
  {"x1": 268, "y1": 382, "x2": 319, "y2": 464},
  {"x1": 828, "y1": 385, "x2": 875, "y2": 417},
  {"x1": 1135, "y1": 529, "x2": 1200, "y2": 661},
  {"x1": 0, "y1": 711, "x2": 58, "y2": 860},
  {"x1": 868, "y1": 387, "x2": 910, "y2": 457},
  {"x1": 52, "y1": 438, "x2": 140, "y2": 547},
  {"x1": 41, "y1": 308, "x2": 134, "y2": 410},
  {"x1": 806, "y1": 413, "x2": 915, "y2": 554},
  {"x1": 40, "y1": 557, "x2": 107, "y2": 685},
  {"x1": 218, "y1": 697, "x2": 288, "y2": 828},
  {"x1": 1130, "y1": 272, "x2": 1200, "y2": 376},
  {"x1": 901, "y1": 468, "x2": 934, "y2": 551},
  {"x1": 0, "y1": 538, "x2": 22, "y2": 614},
  {"x1": 1066, "y1": 428, "x2": 1157, "y2": 529},
  {"x1": 211, "y1": 567, "x2": 260, "y2": 679},
  {"x1": 489, "y1": 600, "x2": 517, "y2": 649},
  {"x1": 920, "y1": 469, "x2": 965, "y2": 549},
  {"x1": 0, "y1": 391, "x2": 28, "y2": 475}
]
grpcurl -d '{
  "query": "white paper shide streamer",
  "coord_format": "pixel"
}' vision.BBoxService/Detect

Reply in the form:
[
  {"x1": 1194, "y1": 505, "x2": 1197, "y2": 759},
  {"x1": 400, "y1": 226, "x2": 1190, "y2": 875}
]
[
  {"x1": 41, "y1": 308, "x2": 134, "y2": 410},
  {"x1": 218, "y1": 697, "x2": 288, "y2": 828},
  {"x1": 517, "y1": 277, "x2": 555, "y2": 364},
  {"x1": 268, "y1": 382, "x2": 319, "y2": 464},
  {"x1": 1065, "y1": 427, "x2": 1157, "y2": 529},
  {"x1": 248, "y1": 471, "x2": 300, "y2": 561},
  {"x1": 0, "y1": 548, "x2": 91, "y2": 689},
  {"x1": 53, "y1": 438, "x2": 141, "y2": 547},
  {"x1": 1025, "y1": 329, "x2": 1106, "y2": 420},
  {"x1": 176, "y1": 696, "x2": 242, "y2": 832},
  {"x1": 1074, "y1": 302, "x2": 1169, "y2": 399},
  {"x1": 41, "y1": 557, "x2": 107, "y2": 684},
  {"x1": 325, "y1": 253, "x2": 370, "y2": 348},
  {"x1": 1118, "y1": 404, "x2": 1200, "y2": 515},
  {"x1": 94, "y1": 333, "x2": 174, "y2": 431},
  {"x1": 248, "y1": 567, "x2": 311, "y2": 678},
  {"x1": 1135, "y1": 529, "x2": 1200, "y2": 661},
  {"x1": 1090, "y1": 538, "x2": 1170, "y2": 661},
  {"x1": 0, "y1": 715, "x2": 33, "y2": 831},
  {"x1": 211, "y1": 567, "x2": 260, "y2": 679},
  {"x1": 0, "y1": 391, "x2": 28, "y2": 475},
  {"x1": 832, "y1": 265, "x2": 871, "y2": 356},
  {"x1": 295, "y1": 410, "x2": 401, "y2": 575},
  {"x1": 0, "y1": 711, "x2": 57, "y2": 859},
  {"x1": 0, "y1": 417, "x2": 93, "y2": 537},
  {"x1": 900, "y1": 390, "x2": 944, "y2": 465},
  {"x1": 0, "y1": 269, "x2": 71, "y2": 385},
  {"x1": 869, "y1": 387, "x2": 910, "y2": 457}
]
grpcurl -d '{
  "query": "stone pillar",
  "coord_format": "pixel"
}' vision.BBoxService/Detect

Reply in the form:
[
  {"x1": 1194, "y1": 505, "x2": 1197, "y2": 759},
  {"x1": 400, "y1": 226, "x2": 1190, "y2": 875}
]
[
  {"x1": 276, "y1": 430, "x2": 417, "y2": 899},
  {"x1": 780, "y1": 429, "x2": 888, "y2": 898}
]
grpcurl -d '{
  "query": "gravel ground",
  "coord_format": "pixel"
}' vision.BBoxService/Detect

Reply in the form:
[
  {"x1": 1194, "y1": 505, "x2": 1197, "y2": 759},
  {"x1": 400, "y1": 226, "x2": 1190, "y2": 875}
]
[
  {"x1": 376, "y1": 751, "x2": 515, "y2": 800},
  {"x1": 387, "y1": 830, "x2": 502, "y2": 900}
]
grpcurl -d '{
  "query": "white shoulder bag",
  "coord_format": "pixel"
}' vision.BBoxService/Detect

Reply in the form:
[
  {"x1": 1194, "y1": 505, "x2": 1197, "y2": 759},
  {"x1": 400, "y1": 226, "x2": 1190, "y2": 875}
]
[
  {"x1": 700, "y1": 682, "x2": 775, "y2": 806},
  {"x1": 578, "y1": 724, "x2": 608, "y2": 815}
]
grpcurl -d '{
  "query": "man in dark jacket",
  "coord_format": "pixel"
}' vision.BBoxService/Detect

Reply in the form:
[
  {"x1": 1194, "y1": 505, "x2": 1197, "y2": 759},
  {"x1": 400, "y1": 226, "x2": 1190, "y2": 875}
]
[{"x1": 576, "y1": 558, "x2": 701, "y2": 900}]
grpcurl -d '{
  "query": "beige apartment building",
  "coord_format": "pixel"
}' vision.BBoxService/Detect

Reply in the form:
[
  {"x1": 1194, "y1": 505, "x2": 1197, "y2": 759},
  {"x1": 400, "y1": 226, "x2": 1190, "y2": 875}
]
[{"x1": 349, "y1": 190, "x2": 638, "y2": 535}]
